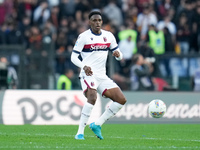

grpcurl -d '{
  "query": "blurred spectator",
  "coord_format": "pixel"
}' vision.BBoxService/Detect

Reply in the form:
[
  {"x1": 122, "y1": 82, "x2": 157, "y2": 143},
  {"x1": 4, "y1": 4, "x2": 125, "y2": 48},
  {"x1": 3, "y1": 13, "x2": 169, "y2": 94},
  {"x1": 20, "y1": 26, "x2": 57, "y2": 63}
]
[
  {"x1": 147, "y1": 25, "x2": 165, "y2": 55},
  {"x1": 0, "y1": 23, "x2": 8, "y2": 44},
  {"x1": 155, "y1": 0, "x2": 174, "y2": 20},
  {"x1": 135, "y1": 0, "x2": 149, "y2": 12},
  {"x1": 118, "y1": 24, "x2": 138, "y2": 54},
  {"x1": 170, "y1": 13, "x2": 191, "y2": 77},
  {"x1": 18, "y1": 15, "x2": 31, "y2": 37},
  {"x1": 42, "y1": 20, "x2": 57, "y2": 42},
  {"x1": 123, "y1": 5, "x2": 138, "y2": 25},
  {"x1": 177, "y1": 0, "x2": 195, "y2": 27},
  {"x1": 192, "y1": 67, "x2": 200, "y2": 91},
  {"x1": 103, "y1": 0, "x2": 123, "y2": 28},
  {"x1": 17, "y1": 0, "x2": 37, "y2": 21},
  {"x1": 75, "y1": 0, "x2": 91, "y2": 23},
  {"x1": 48, "y1": 0, "x2": 59, "y2": 8},
  {"x1": 157, "y1": 15, "x2": 176, "y2": 44},
  {"x1": 55, "y1": 31, "x2": 68, "y2": 74},
  {"x1": 137, "y1": 40, "x2": 161, "y2": 77},
  {"x1": 88, "y1": 0, "x2": 106, "y2": 9},
  {"x1": 7, "y1": 21, "x2": 24, "y2": 44},
  {"x1": 18, "y1": 16, "x2": 32, "y2": 50},
  {"x1": 56, "y1": 31, "x2": 68, "y2": 50},
  {"x1": 176, "y1": 0, "x2": 195, "y2": 52},
  {"x1": 59, "y1": 16, "x2": 68, "y2": 33},
  {"x1": 28, "y1": 26, "x2": 42, "y2": 52},
  {"x1": 136, "y1": 4, "x2": 158, "y2": 39},
  {"x1": 0, "y1": 0, "x2": 200, "y2": 90},
  {"x1": 67, "y1": 19, "x2": 78, "y2": 45},
  {"x1": 49, "y1": 6, "x2": 60, "y2": 29},
  {"x1": 163, "y1": 27, "x2": 174, "y2": 53},
  {"x1": 157, "y1": 18, "x2": 176, "y2": 76},
  {"x1": 0, "y1": 18, "x2": 23, "y2": 45},
  {"x1": 0, "y1": 56, "x2": 8, "y2": 89},
  {"x1": 122, "y1": 0, "x2": 136, "y2": 16},
  {"x1": 167, "y1": 6, "x2": 176, "y2": 23},
  {"x1": 33, "y1": 0, "x2": 50, "y2": 26},
  {"x1": 117, "y1": 23, "x2": 138, "y2": 76},
  {"x1": 0, "y1": 57, "x2": 18, "y2": 89},
  {"x1": 146, "y1": 25, "x2": 167, "y2": 77},
  {"x1": 177, "y1": 13, "x2": 191, "y2": 54},
  {"x1": 59, "y1": 0, "x2": 76, "y2": 18},
  {"x1": 118, "y1": 36, "x2": 135, "y2": 76},
  {"x1": 0, "y1": 0, "x2": 14, "y2": 25},
  {"x1": 192, "y1": 5, "x2": 200, "y2": 53},
  {"x1": 42, "y1": 25, "x2": 52, "y2": 46},
  {"x1": 130, "y1": 54, "x2": 154, "y2": 91},
  {"x1": 57, "y1": 69, "x2": 74, "y2": 90},
  {"x1": 163, "y1": 27, "x2": 175, "y2": 76}
]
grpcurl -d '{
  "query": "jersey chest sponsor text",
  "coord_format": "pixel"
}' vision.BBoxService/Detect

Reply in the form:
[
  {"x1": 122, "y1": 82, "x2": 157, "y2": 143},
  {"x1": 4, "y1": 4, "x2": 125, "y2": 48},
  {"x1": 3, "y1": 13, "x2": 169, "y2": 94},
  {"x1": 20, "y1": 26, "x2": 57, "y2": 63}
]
[{"x1": 84, "y1": 43, "x2": 111, "y2": 51}]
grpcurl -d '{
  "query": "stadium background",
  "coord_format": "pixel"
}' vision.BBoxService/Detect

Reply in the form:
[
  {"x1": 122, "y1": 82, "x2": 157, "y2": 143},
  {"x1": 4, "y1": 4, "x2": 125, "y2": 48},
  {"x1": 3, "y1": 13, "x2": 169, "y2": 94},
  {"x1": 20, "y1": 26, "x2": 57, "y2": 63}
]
[
  {"x1": 0, "y1": 1, "x2": 200, "y2": 149},
  {"x1": 0, "y1": 0, "x2": 200, "y2": 91},
  {"x1": 0, "y1": 0, "x2": 200, "y2": 124}
]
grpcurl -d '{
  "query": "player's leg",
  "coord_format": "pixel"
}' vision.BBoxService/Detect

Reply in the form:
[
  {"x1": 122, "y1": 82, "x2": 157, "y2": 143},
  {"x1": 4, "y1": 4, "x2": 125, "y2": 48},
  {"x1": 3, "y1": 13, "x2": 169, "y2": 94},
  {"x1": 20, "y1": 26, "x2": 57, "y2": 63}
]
[
  {"x1": 75, "y1": 76, "x2": 97, "y2": 140},
  {"x1": 95, "y1": 87, "x2": 126, "y2": 126},
  {"x1": 89, "y1": 78, "x2": 126, "y2": 140}
]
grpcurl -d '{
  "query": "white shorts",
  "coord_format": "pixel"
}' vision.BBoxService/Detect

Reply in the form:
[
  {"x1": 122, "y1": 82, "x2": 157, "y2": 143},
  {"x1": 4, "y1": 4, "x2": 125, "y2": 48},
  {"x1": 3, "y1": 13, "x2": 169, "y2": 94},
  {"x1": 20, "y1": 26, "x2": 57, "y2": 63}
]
[{"x1": 79, "y1": 72, "x2": 119, "y2": 97}]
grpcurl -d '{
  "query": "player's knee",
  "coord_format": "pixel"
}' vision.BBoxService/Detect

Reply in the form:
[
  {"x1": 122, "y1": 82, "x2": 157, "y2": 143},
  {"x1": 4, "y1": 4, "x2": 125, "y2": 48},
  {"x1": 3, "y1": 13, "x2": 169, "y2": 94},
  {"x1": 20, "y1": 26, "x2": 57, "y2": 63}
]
[
  {"x1": 120, "y1": 97, "x2": 127, "y2": 105},
  {"x1": 87, "y1": 93, "x2": 97, "y2": 105},
  {"x1": 114, "y1": 95, "x2": 126, "y2": 105},
  {"x1": 87, "y1": 97, "x2": 96, "y2": 105}
]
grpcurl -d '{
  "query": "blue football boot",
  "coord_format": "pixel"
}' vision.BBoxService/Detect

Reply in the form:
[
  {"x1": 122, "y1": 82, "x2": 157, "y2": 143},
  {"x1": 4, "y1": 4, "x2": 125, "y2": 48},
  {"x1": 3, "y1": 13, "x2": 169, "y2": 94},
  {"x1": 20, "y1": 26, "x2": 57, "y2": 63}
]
[
  {"x1": 89, "y1": 122, "x2": 103, "y2": 140},
  {"x1": 74, "y1": 134, "x2": 85, "y2": 140}
]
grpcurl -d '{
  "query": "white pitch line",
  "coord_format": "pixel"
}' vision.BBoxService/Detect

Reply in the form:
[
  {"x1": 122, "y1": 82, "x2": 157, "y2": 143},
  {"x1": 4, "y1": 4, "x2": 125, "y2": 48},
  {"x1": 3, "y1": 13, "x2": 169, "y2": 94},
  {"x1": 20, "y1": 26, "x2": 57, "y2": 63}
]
[
  {"x1": 0, "y1": 132, "x2": 200, "y2": 143},
  {"x1": 109, "y1": 136, "x2": 200, "y2": 142},
  {"x1": 0, "y1": 145, "x2": 200, "y2": 149}
]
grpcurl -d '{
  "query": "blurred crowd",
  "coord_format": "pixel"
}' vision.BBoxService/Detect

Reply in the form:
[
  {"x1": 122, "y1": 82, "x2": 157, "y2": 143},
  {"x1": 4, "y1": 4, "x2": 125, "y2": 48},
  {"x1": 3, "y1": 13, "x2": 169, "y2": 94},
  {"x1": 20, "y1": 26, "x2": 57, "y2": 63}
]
[{"x1": 1, "y1": 0, "x2": 200, "y2": 90}]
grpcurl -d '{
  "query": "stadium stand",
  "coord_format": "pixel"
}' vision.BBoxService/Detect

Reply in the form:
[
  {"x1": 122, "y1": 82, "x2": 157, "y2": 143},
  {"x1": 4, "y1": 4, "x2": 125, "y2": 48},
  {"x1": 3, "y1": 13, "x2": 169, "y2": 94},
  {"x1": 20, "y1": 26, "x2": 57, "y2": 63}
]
[{"x1": 0, "y1": 0, "x2": 200, "y2": 91}]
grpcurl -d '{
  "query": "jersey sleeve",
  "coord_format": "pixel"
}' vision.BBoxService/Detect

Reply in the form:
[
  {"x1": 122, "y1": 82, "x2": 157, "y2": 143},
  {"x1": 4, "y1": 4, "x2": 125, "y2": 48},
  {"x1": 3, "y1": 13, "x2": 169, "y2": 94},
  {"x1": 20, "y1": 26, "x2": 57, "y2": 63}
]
[
  {"x1": 109, "y1": 32, "x2": 119, "y2": 52},
  {"x1": 73, "y1": 34, "x2": 85, "y2": 53},
  {"x1": 71, "y1": 34, "x2": 86, "y2": 69}
]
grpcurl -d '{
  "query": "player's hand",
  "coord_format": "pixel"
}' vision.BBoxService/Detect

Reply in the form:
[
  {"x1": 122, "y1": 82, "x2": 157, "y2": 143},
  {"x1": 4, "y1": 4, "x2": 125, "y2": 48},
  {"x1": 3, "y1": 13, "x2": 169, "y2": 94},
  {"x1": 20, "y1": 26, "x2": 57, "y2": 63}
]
[
  {"x1": 112, "y1": 51, "x2": 120, "y2": 58},
  {"x1": 83, "y1": 66, "x2": 93, "y2": 76}
]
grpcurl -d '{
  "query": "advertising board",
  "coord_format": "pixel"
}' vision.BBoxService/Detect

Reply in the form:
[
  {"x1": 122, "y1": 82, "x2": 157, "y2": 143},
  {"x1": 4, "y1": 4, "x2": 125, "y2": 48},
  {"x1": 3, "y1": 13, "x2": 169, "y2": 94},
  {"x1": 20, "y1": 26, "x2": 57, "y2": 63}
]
[{"x1": 0, "y1": 90, "x2": 199, "y2": 124}]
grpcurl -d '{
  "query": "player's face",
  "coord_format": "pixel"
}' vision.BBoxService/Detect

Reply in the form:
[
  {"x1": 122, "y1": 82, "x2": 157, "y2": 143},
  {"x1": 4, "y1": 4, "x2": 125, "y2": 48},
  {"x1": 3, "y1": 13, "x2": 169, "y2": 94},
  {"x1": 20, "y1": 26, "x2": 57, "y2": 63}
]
[{"x1": 89, "y1": 15, "x2": 103, "y2": 34}]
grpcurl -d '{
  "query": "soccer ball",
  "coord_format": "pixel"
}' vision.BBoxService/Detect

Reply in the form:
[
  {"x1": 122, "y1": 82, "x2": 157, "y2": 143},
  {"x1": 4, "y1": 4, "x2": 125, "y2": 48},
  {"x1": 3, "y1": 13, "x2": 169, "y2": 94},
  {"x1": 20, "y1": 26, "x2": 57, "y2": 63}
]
[{"x1": 148, "y1": 99, "x2": 166, "y2": 118}]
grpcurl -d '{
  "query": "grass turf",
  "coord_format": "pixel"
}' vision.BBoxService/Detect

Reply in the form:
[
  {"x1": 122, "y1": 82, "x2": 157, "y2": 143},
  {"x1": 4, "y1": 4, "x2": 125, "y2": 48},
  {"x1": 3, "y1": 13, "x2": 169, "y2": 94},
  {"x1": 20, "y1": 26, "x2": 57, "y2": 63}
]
[{"x1": 0, "y1": 124, "x2": 200, "y2": 150}]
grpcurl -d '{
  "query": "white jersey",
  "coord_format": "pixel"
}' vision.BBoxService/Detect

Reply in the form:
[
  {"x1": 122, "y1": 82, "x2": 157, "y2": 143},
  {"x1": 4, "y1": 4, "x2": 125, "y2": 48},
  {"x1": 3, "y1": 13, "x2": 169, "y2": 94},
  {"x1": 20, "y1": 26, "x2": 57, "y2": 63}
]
[{"x1": 73, "y1": 29, "x2": 119, "y2": 76}]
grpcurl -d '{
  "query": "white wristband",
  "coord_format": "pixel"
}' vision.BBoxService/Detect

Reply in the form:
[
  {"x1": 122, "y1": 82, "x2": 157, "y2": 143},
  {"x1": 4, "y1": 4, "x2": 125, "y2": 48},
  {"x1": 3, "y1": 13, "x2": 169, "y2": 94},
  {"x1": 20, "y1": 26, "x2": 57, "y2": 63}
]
[{"x1": 115, "y1": 51, "x2": 123, "y2": 61}]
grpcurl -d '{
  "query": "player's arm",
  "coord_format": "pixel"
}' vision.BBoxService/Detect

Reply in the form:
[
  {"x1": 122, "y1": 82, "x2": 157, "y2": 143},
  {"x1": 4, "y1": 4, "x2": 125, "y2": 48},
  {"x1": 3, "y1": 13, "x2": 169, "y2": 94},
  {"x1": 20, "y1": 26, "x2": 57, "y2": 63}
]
[
  {"x1": 109, "y1": 32, "x2": 123, "y2": 61},
  {"x1": 71, "y1": 51, "x2": 84, "y2": 68},
  {"x1": 112, "y1": 48, "x2": 123, "y2": 61},
  {"x1": 71, "y1": 50, "x2": 93, "y2": 76},
  {"x1": 71, "y1": 35, "x2": 93, "y2": 76},
  {"x1": 71, "y1": 34, "x2": 85, "y2": 68}
]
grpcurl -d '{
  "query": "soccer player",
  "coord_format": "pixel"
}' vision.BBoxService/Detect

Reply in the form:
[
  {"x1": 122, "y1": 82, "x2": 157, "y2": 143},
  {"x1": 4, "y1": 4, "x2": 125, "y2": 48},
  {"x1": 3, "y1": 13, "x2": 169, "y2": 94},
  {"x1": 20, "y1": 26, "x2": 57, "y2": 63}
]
[{"x1": 71, "y1": 9, "x2": 127, "y2": 140}]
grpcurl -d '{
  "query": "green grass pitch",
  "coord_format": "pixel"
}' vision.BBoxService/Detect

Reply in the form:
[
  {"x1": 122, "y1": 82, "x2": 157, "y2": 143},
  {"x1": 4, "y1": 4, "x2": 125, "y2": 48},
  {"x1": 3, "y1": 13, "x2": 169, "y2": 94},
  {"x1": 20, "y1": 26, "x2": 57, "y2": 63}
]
[{"x1": 0, "y1": 124, "x2": 200, "y2": 150}]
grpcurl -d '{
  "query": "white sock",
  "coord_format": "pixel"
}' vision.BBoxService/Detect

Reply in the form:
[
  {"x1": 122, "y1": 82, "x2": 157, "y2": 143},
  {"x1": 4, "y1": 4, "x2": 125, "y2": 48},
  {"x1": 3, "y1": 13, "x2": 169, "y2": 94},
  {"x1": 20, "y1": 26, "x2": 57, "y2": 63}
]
[
  {"x1": 95, "y1": 102, "x2": 123, "y2": 126},
  {"x1": 76, "y1": 102, "x2": 94, "y2": 135}
]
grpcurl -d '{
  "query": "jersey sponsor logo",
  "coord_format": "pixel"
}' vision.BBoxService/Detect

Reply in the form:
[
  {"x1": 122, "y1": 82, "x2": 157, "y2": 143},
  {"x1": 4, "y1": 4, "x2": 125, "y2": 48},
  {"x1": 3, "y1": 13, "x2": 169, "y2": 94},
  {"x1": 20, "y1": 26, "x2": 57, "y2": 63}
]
[
  {"x1": 90, "y1": 44, "x2": 108, "y2": 50},
  {"x1": 84, "y1": 43, "x2": 111, "y2": 51}
]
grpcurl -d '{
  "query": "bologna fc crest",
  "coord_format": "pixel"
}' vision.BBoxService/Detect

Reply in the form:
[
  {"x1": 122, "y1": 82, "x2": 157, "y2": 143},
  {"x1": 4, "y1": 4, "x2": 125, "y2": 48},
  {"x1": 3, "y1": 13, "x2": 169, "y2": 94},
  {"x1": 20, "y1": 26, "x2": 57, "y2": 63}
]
[
  {"x1": 103, "y1": 37, "x2": 107, "y2": 42},
  {"x1": 91, "y1": 82, "x2": 95, "y2": 87}
]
